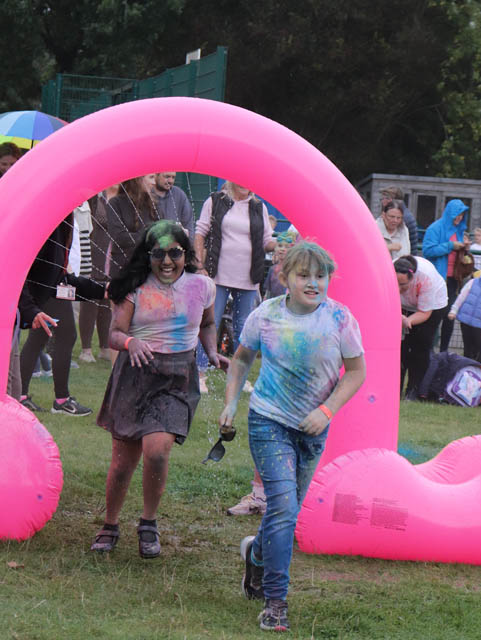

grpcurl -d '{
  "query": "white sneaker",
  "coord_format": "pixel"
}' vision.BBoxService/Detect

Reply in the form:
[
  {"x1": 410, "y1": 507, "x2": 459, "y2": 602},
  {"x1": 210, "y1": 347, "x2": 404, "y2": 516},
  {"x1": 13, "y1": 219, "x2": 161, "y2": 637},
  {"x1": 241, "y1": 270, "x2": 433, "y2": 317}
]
[
  {"x1": 243, "y1": 380, "x2": 254, "y2": 393},
  {"x1": 227, "y1": 491, "x2": 266, "y2": 516},
  {"x1": 97, "y1": 348, "x2": 111, "y2": 361},
  {"x1": 199, "y1": 375, "x2": 209, "y2": 394},
  {"x1": 79, "y1": 349, "x2": 96, "y2": 363}
]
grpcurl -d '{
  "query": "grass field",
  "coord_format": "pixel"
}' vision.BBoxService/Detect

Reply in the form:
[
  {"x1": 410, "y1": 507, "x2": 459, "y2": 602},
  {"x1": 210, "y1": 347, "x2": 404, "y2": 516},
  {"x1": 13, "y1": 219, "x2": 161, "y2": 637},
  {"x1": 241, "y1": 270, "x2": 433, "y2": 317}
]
[{"x1": 2, "y1": 349, "x2": 481, "y2": 639}]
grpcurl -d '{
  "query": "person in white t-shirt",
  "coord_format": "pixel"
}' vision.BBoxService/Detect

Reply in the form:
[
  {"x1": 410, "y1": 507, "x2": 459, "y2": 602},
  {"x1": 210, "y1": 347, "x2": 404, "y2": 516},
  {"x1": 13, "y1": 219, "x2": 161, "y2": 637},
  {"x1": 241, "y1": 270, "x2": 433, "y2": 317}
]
[
  {"x1": 219, "y1": 241, "x2": 365, "y2": 632},
  {"x1": 394, "y1": 255, "x2": 448, "y2": 400}
]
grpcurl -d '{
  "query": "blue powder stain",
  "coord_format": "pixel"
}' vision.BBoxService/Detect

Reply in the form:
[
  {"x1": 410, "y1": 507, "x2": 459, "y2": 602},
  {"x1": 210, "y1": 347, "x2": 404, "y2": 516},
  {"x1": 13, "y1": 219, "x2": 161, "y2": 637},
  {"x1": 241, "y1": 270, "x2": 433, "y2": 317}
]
[
  {"x1": 37, "y1": 494, "x2": 43, "y2": 501},
  {"x1": 170, "y1": 313, "x2": 188, "y2": 351}
]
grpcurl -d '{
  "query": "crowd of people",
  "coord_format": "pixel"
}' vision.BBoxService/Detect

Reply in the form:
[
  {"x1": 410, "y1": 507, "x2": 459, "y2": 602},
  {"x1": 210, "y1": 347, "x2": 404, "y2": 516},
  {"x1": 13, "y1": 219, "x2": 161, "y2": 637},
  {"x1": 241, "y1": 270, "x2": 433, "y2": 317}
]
[
  {"x1": 374, "y1": 185, "x2": 481, "y2": 401},
  {"x1": 4, "y1": 138, "x2": 481, "y2": 632}
]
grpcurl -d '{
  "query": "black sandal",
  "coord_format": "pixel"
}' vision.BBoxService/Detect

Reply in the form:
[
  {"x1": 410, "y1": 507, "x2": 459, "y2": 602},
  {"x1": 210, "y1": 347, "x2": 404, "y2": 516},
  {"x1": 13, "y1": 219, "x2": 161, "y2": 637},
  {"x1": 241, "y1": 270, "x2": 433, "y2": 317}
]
[
  {"x1": 137, "y1": 524, "x2": 161, "y2": 559},
  {"x1": 90, "y1": 528, "x2": 120, "y2": 553}
]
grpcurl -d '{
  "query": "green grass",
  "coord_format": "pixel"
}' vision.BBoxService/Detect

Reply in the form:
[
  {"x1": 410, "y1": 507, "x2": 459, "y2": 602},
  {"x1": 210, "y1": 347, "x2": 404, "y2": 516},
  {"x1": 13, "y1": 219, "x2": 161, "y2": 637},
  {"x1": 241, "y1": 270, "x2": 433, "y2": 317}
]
[{"x1": 2, "y1": 346, "x2": 481, "y2": 639}]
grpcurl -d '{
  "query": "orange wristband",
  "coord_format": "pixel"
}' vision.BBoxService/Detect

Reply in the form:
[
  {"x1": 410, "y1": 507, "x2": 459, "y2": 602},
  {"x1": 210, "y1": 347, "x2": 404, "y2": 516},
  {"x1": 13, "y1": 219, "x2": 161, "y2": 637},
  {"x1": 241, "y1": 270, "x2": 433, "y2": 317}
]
[
  {"x1": 124, "y1": 336, "x2": 133, "y2": 350},
  {"x1": 318, "y1": 404, "x2": 333, "y2": 421}
]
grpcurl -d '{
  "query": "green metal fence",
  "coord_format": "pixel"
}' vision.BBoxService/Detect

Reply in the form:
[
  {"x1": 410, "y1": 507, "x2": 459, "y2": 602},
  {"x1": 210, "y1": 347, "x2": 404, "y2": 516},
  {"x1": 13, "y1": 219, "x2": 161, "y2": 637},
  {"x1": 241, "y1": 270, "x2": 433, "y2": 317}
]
[{"x1": 41, "y1": 48, "x2": 228, "y2": 216}]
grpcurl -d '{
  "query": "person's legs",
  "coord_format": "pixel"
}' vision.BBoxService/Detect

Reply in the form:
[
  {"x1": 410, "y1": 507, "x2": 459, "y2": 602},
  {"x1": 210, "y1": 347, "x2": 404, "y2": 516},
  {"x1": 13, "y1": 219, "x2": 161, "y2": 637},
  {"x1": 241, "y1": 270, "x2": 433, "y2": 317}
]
[
  {"x1": 248, "y1": 412, "x2": 300, "y2": 602},
  {"x1": 46, "y1": 298, "x2": 77, "y2": 399},
  {"x1": 20, "y1": 320, "x2": 49, "y2": 397},
  {"x1": 197, "y1": 285, "x2": 230, "y2": 391},
  {"x1": 79, "y1": 300, "x2": 97, "y2": 350},
  {"x1": 406, "y1": 308, "x2": 445, "y2": 393},
  {"x1": 91, "y1": 436, "x2": 143, "y2": 552},
  {"x1": 231, "y1": 288, "x2": 258, "y2": 351},
  {"x1": 105, "y1": 437, "x2": 143, "y2": 524},
  {"x1": 461, "y1": 323, "x2": 481, "y2": 362},
  {"x1": 141, "y1": 431, "x2": 176, "y2": 519},
  {"x1": 440, "y1": 277, "x2": 458, "y2": 351}
]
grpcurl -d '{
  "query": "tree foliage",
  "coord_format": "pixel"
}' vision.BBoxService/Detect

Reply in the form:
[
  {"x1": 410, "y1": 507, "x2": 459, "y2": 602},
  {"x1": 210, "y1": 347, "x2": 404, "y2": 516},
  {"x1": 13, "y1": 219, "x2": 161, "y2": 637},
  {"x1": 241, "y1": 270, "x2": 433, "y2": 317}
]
[{"x1": 2, "y1": 0, "x2": 481, "y2": 181}]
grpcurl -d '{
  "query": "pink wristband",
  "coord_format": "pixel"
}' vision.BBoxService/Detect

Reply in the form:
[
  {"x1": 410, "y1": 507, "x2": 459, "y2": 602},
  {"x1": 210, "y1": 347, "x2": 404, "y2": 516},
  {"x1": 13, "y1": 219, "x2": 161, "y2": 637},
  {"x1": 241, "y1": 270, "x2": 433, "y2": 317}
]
[
  {"x1": 318, "y1": 404, "x2": 333, "y2": 421},
  {"x1": 124, "y1": 336, "x2": 133, "y2": 350}
]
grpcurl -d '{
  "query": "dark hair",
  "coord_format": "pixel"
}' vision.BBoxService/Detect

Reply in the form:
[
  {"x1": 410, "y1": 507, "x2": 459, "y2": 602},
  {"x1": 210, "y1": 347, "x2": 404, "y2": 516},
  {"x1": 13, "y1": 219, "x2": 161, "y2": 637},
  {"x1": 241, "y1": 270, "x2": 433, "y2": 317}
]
[
  {"x1": 119, "y1": 177, "x2": 156, "y2": 230},
  {"x1": 382, "y1": 199, "x2": 404, "y2": 214},
  {"x1": 0, "y1": 142, "x2": 21, "y2": 159},
  {"x1": 393, "y1": 255, "x2": 417, "y2": 280},
  {"x1": 109, "y1": 220, "x2": 199, "y2": 303}
]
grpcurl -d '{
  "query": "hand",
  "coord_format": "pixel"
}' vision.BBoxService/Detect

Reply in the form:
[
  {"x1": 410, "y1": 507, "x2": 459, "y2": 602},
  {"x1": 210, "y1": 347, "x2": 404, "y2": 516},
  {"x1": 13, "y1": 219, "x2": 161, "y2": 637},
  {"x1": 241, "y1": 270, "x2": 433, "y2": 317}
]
[
  {"x1": 219, "y1": 404, "x2": 236, "y2": 429},
  {"x1": 299, "y1": 408, "x2": 330, "y2": 436},
  {"x1": 208, "y1": 352, "x2": 230, "y2": 373},
  {"x1": 390, "y1": 242, "x2": 402, "y2": 252},
  {"x1": 127, "y1": 337, "x2": 154, "y2": 368},
  {"x1": 452, "y1": 241, "x2": 464, "y2": 251},
  {"x1": 32, "y1": 312, "x2": 57, "y2": 337},
  {"x1": 447, "y1": 312, "x2": 456, "y2": 321},
  {"x1": 401, "y1": 315, "x2": 412, "y2": 330}
]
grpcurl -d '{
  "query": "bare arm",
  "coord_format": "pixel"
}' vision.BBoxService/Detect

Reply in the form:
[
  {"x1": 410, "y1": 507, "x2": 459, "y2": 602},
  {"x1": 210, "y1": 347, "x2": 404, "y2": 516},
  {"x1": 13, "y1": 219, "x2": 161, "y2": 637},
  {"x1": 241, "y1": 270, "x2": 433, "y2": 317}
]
[
  {"x1": 402, "y1": 310, "x2": 432, "y2": 329},
  {"x1": 299, "y1": 354, "x2": 366, "y2": 436},
  {"x1": 219, "y1": 345, "x2": 257, "y2": 427},
  {"x1": 109, "y1": 298, "x2": 154, "y2": 367}
]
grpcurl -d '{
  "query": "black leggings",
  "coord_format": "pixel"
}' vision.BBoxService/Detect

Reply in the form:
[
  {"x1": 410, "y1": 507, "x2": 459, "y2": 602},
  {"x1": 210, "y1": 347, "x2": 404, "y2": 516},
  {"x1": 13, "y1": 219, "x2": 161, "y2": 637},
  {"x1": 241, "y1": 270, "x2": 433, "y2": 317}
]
[
  {"x1": 460, "y1": 323, "x2": 481, "y2": 362},
  {"x1": 440, "y1": 277, "x2": 458, "y2": 351},
  {"x1": 79, "y1": 298, "x2": 111, "y2": 349},
  {"x1": 20, "y1": 297, "x2": 77, "y2": 398},
  {"x1": 401, "y1": 307, "x2": 446, "y2": 393}
]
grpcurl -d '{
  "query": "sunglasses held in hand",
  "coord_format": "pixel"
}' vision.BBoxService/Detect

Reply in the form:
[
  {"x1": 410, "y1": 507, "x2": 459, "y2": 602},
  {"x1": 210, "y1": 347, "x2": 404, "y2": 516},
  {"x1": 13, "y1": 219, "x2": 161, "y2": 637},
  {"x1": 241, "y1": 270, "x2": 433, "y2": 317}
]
[{"x1": 202, "y1": 424, "x2": 237, "y2": 464}]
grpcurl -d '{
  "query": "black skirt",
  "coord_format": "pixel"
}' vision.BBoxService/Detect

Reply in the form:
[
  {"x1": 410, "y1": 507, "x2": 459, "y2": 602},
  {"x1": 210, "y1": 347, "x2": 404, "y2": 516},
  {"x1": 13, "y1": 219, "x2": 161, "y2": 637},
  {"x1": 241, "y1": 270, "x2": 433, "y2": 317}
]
[{"x1": 97, "y1": 350, "x2": 200, "y2": 444}]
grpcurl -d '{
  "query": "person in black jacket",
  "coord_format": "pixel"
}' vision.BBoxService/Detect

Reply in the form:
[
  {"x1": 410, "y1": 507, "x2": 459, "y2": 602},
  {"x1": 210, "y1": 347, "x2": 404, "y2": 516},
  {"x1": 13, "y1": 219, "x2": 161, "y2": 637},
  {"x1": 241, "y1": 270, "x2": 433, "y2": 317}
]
[{"x1": 19, "y1": 213, "x2": 106, "y2": 415}]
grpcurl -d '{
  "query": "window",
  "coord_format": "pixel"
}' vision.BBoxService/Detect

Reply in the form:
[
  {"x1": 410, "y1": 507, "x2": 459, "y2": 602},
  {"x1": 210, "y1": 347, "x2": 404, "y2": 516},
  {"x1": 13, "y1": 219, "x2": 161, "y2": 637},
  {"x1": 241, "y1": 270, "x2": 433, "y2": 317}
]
[{"x1": 415, "y1": 195, "x2": 437, "y2": 229}]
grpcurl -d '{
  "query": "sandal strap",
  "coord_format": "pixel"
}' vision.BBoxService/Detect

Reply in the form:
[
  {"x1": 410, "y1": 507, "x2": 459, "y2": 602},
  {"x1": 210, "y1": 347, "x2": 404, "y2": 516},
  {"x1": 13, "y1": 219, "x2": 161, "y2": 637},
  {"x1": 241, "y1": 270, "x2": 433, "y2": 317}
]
[
  {"x1": 95, "y1": 528, "x2": 120, "y2": 541},
  {"x1": 137, "y1": 525, "x2": 159, "y2": 536}
]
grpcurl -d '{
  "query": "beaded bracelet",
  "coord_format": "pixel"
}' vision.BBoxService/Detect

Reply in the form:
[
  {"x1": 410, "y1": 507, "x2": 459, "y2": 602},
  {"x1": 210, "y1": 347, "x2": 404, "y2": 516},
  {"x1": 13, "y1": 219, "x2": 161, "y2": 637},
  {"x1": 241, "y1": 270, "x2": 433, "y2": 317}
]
[{"x1": 318, "y1": 404, "x2": 333, "y2": 421}]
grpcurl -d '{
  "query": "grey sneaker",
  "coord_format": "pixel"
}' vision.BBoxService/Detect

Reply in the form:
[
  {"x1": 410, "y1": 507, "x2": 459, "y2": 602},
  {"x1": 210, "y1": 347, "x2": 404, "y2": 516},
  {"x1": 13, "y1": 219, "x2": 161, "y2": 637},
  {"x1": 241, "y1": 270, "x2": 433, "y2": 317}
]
[
  {"x1": 258, "y1": 599, "x2": 290, "y2": 632},
  {"x1": 20, "y1": 396, "x2": 46, "y2": 412},
  {"x1": 51, "y1": 396, "x2": 92, "y2": 416},
  {"x1": 240, "y1": 535, "x2": 264, "y2": 600}
]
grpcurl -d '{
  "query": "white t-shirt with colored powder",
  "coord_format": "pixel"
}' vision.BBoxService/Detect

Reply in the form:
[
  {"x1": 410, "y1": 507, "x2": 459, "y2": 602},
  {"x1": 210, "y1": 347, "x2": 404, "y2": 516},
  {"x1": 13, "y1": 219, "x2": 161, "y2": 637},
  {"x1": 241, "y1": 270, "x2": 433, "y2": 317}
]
[
  {"x1": 400, "y1": 256, "x2": 448, "y2": 312},
  {"x1": 240, "y1": 295, "x2": 364, "y2": 431},
  {"x1": 126, "y1": 271, "x2": 215, "y2": 353}
]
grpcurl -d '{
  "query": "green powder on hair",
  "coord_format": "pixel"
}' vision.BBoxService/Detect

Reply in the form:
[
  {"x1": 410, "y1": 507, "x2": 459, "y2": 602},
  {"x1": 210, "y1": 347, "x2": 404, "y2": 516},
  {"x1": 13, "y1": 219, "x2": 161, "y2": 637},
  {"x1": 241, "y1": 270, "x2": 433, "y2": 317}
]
[{"x1": 146, "y1": 220, "x2": 175, "y2": 248}]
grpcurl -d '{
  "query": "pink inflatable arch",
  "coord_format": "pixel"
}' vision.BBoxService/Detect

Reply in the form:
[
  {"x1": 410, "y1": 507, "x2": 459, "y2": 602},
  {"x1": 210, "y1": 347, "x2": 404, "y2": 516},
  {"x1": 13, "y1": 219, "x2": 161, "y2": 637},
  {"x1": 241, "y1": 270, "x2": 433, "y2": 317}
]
[
  {"x1": 0, "y1": 97, "x2": 400, "y2": 540},
  {"x1": 0, "y1": 96, "x2": 400, "y2": 449},
  {"x1": 296, "y1": 437, "x2": 481, "y2": 564}
]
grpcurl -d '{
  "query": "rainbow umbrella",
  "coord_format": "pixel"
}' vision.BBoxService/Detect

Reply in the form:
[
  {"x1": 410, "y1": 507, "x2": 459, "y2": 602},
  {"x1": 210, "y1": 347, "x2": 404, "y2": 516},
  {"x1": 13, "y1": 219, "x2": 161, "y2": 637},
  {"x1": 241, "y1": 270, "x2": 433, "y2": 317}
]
[{"x1": 0, "y1": 110, "x2": 67, "y2": 150}]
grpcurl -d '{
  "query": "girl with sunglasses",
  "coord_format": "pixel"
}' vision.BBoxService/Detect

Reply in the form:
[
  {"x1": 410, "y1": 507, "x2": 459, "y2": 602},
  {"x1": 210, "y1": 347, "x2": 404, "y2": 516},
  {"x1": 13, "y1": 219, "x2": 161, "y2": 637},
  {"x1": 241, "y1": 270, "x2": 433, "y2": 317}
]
[{"x1": 92, "y1": 220, "x2": 229, "y2": 558}]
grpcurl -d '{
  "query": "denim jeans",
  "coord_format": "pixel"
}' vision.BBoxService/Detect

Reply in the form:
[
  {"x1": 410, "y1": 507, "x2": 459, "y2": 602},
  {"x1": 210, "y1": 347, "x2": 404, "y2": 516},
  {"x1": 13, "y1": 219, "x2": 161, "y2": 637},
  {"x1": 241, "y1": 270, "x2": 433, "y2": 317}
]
[
  {"x1": 248, "y1": 409, "x2": 329, "y2": 601},
  {"x1": 197, "y1": 285, "x2": 259, "y2": 371}
]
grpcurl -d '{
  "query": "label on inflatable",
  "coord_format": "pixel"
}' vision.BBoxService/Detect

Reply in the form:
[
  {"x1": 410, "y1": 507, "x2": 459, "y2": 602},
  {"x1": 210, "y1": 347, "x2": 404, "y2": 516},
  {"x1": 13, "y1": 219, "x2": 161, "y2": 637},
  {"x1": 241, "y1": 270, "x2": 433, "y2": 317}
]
[{"x1": 332, "y1": 493, "x2": 408, "y2": 531}]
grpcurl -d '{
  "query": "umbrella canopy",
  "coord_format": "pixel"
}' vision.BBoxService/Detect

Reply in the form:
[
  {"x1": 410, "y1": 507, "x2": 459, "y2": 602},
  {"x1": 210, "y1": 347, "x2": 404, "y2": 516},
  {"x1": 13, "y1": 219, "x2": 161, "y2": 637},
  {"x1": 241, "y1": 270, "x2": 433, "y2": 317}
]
[{"x1": 0, "y1": 110, "x2": 67, "y2": 150}]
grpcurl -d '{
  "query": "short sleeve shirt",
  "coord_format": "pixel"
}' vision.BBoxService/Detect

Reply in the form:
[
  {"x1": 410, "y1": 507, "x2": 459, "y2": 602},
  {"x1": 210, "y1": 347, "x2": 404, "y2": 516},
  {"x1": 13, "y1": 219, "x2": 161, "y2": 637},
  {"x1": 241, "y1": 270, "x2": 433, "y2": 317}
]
[
  {"x1": 400, "y1": 256, "x2": 448, "y2": 312},
  {"x1": 126, "y1": 271, "x2": 215, "y2": 353},
  {"x1": 240, "y1": 296, "x2": 364, "y2": 431}
]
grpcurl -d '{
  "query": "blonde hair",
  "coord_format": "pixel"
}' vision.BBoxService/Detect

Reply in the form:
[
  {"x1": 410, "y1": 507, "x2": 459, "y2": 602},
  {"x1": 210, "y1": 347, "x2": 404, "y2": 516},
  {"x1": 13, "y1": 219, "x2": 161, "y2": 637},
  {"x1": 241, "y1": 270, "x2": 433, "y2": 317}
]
[
  {"x1": 281, "y1": 241, "x2": 336, "y2": 278},
  {"x1": 221, "y1": 181, "x2": 258, "y2": 202}
]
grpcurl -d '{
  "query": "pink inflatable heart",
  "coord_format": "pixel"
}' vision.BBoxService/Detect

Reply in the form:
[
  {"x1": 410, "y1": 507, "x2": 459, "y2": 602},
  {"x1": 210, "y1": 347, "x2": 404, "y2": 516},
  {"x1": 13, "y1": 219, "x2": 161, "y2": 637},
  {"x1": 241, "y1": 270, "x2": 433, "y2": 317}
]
[{"x1": 296, "y1": 436, "x2": 481, "y2": 564}]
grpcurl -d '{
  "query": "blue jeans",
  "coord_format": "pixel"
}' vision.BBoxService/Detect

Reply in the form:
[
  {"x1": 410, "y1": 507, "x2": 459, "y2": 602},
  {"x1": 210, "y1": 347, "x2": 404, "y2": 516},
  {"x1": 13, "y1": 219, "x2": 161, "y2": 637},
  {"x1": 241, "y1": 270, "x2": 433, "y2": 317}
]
[
  {"x1": 197, "y1": 285, "x2": 259, "y2": 371},
  {"x1": 248, "y1": 409, "x2": 329, "y2": 601}
]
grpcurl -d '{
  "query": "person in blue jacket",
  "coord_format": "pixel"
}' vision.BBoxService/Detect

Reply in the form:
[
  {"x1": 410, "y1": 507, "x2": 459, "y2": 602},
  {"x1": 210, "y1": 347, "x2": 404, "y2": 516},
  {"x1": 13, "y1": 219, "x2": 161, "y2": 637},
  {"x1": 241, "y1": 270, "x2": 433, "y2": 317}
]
[{"x1": 422, "y1": 199, "x2": 470, "y2": 351}]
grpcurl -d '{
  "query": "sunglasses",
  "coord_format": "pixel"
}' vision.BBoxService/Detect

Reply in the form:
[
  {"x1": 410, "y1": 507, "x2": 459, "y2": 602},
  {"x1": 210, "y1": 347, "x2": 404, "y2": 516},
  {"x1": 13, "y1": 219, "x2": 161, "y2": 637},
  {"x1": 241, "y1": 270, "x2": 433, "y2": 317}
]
[
  {"x1": 149, "y1": 247, "x2": 185, "y2": 261},
  {"x1": 202, "y1": 424, "x2": 237, "y2": 464}
]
